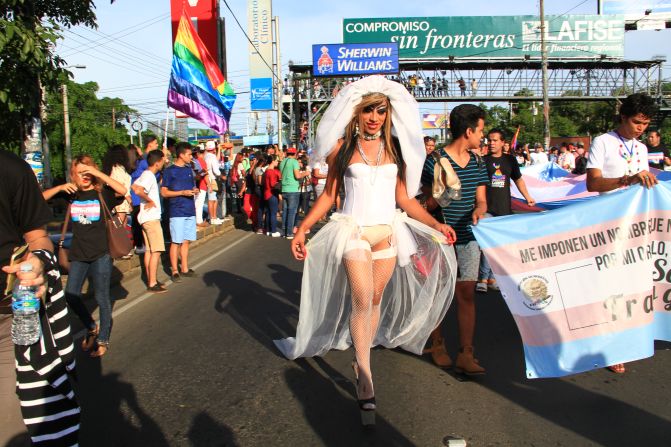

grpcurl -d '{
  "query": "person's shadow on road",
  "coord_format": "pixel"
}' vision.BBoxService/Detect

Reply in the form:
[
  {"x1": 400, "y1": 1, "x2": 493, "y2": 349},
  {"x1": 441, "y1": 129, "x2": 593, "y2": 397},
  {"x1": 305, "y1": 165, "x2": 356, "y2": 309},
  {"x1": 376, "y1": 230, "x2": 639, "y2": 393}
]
[
  {"x1": 203, "y1": 267, "x2": 301, "y2": 356},
  {"x1": 187, "y1": 411, "x2": 239, "y2": 447},
  {"x1": 285, "y1": 357, "x2": 416, "y2": 447},
  {"x1": 75, "y1": 354, "x2": 168, "y2": 446}
]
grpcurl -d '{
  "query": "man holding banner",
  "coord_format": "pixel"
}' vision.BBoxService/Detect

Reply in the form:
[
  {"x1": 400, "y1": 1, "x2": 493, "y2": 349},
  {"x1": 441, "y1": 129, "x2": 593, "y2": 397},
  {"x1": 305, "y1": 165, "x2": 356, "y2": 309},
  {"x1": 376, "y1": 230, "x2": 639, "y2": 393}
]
[{"x1": 586, "y1": 92, "x2": 659, "y2": 374}]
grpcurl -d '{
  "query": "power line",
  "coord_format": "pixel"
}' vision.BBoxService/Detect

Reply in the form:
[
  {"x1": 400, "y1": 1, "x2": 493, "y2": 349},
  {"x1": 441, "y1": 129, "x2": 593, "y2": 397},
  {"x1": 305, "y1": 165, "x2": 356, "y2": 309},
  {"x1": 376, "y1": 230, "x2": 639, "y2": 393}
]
[{"x1": 61, "y1": 12, "x2": 170, "y2": 58}]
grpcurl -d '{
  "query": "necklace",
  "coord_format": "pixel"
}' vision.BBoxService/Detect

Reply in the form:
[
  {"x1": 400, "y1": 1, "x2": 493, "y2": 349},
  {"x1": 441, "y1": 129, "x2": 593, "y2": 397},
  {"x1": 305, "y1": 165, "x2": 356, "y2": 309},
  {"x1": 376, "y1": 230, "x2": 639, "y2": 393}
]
[
  {"x1": 357, "y1": 139, "x2": 384, "y2": 184},
  {"x1": 615, "y1": 131, "x2": 640, "y2": 175},
  {"x1": 361, "y1": 130, "x2": 382, "y2": 141}
]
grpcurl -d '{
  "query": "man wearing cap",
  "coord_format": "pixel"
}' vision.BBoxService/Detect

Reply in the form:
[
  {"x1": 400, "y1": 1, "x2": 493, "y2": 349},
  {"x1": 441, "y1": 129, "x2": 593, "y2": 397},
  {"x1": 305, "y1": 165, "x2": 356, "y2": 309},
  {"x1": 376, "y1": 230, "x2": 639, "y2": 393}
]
[
  {"x1": 204, "y1": 141, "x2": 223, "y2": 225},
  {"x1": 278, "y1": 147, "x2": 309, "y2": 239}
]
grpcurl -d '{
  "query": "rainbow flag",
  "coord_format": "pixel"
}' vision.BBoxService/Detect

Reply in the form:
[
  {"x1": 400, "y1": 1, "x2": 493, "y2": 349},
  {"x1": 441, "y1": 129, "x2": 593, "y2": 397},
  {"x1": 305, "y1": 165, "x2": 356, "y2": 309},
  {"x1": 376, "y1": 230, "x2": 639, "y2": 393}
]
[
  {"x1": 510, "y1": 125, "x2": 520, "y2": 151},
  {"x1": 167, "y1": 12, "x2": 235, "y2": 134}
]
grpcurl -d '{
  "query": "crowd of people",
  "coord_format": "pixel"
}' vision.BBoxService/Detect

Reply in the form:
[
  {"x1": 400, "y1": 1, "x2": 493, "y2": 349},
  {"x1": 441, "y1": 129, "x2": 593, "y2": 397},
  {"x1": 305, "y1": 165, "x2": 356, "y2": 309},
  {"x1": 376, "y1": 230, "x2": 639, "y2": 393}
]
[{"x1": 0, "y1": 78, "x2": 668, "y2": 442}]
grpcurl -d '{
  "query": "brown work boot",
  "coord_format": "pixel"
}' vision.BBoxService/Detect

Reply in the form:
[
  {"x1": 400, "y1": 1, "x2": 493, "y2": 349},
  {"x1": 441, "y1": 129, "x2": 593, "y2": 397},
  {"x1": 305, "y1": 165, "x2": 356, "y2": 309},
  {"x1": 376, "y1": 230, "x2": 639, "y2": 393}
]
[
  {"x1": 423, "y1": 332, "x2": 452, "y2": 368},
  {"x1": 455, "y1": 346, "x2": 486, "y2": 376}
]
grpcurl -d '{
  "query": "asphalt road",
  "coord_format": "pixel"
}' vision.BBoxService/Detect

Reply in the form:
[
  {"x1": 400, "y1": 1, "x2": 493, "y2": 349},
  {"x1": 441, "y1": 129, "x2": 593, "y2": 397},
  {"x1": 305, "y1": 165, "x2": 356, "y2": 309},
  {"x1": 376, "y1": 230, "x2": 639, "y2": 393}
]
[{"x1": 14, "y1": 228, "x2": 671, "y2": 446}]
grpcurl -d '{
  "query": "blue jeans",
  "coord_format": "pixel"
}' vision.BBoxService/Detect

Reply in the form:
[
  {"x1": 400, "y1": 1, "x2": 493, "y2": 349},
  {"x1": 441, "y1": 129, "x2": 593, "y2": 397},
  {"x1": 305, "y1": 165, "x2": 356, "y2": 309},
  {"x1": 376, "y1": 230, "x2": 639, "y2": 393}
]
[
  {"x1": 265, "y1": 195, "x2": 279, "y2": 233},
  {"x1": 477, "y1": 213, "x2": 495, "y2": 282},
  {"x1": 65, "y1": 254, "x2": 113, "y2": 343},
  {"x1": 281, "y1": 192, "x2": 300, "y2": 236}
]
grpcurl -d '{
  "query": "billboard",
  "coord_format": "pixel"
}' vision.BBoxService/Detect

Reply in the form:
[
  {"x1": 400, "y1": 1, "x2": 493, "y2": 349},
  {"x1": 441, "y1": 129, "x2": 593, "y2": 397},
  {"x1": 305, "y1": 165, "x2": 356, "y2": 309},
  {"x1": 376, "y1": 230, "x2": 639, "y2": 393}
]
[
  {"x1": 422, "y1": 113, "x2": 448, "y2": 130},
  {"x1": 343, "y1": 15, "x2": 625, "y2": 60},
  {"x1": 170, "y1": 0, "x2": 220, "y2": 67},
  {"x1": 600, "y1": 0, "x2": 671, "y2": 30},
  {"x1": 312, "y1": 43, "x2": 399, "y2": 77},
  {"x1": 248, "y1": 0, "x2": 274, "y2": 111}
]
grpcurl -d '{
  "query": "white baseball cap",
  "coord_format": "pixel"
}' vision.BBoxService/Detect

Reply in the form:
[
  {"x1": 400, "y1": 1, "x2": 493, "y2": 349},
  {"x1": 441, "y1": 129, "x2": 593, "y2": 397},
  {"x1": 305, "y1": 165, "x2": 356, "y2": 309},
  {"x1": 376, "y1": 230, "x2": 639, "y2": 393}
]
[{"x1": 205, "y1": 141, "x2": 216, "y2": 150}]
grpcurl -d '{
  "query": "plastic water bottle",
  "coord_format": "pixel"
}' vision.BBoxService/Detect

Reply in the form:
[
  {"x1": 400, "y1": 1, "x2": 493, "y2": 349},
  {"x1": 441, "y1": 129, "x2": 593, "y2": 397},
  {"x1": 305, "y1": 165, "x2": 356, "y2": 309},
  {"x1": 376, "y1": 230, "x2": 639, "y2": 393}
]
[{"x1": 11, "y1": 264, "x2": 41, "y2": 346}]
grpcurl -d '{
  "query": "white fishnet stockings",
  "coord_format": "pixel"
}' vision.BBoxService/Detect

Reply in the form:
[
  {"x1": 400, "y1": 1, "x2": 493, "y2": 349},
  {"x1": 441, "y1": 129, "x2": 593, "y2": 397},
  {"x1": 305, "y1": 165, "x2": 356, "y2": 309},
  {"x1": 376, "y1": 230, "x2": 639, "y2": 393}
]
[{"x1": 344, "y1": 241, "x2": 396, "y2": 400}]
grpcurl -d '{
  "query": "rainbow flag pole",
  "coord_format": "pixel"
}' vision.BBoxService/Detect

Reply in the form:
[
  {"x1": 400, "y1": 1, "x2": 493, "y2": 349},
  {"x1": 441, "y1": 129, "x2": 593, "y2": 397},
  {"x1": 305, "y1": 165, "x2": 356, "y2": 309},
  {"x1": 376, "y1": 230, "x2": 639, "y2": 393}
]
[
  {"x1": 510, "y1": 125, "x2": 521, "y2": 151},
  {"x1": 167, "y1": 11, "x2": 235, "y2": 134}
]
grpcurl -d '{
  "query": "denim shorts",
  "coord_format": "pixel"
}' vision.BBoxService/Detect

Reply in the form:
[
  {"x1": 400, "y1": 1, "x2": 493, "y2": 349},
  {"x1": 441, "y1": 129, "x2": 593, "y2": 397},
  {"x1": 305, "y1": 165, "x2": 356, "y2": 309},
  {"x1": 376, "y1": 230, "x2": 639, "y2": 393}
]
[
  {"x1": 169, "y1": 216, "x2": 197, "y2": 244},
  {"x1": 454, "y1": 240, "x2": 481, "y2": 282}
]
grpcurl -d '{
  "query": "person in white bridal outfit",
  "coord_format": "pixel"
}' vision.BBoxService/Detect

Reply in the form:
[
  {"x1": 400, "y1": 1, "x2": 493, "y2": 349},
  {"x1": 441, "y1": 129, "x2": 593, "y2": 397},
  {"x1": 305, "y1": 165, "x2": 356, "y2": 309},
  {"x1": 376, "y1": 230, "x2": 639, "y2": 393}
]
[{"x1": 274, "y1": 75, "x2": 458, "y2": 427}]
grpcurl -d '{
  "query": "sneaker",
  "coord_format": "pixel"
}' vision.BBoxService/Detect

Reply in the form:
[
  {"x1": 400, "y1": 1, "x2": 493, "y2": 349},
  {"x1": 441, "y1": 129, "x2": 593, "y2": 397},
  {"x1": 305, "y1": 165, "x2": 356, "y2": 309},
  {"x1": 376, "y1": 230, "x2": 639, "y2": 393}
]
[
  {"x1": 475, "y1": 282, "x2": 488, "y2": 293},
  {"x1": 134, "y1": 246, "x2": 146, "y2": 255},
  {"x1": 270, "y1": 232, "x2": 281, "y2": 237},
  {"x1": 487, "y1": 281, "x2": 500, "y2": 291},
  {"x1": 256, "y1": 230, "x2": 265, "y2": 235},
  {"x1": 180, "y1": 269, "x2": 196, "y2": 278},
  {"x1": 147, "y1": 283, "x2": 167, "y2": 293},
  {"x1": 286, "y1": 236, "x2": 294, "y2": 240},
  {"x1": 171, "y1": 272, "x2": 181, "y2": 283},
  {"x1": 211, "y1": 218, "x2": 222, "y2": 225}
]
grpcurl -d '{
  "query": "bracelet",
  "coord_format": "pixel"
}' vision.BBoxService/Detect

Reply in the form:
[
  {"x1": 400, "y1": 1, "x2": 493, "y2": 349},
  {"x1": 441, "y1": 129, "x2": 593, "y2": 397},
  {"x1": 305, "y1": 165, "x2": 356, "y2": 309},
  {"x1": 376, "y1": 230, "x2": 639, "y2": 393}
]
[{"x1": 618, "y1": 175, "x2": 629, "y2": 186}]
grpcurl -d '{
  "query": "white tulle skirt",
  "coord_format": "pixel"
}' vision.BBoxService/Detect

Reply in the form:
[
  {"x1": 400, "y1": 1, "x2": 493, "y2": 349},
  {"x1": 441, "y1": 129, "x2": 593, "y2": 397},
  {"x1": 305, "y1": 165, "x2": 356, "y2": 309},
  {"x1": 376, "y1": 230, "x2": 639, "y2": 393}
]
[{"x1": 274, "y1": 211, "x2": 458, "y2": 359}]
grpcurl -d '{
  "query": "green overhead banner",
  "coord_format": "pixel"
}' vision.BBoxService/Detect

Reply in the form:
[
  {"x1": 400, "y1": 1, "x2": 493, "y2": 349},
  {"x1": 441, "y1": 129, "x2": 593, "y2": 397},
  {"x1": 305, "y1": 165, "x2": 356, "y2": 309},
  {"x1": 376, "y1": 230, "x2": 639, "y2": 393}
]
[{"x1": 343, "y1": 15, "x2": 625, "y2": 60}]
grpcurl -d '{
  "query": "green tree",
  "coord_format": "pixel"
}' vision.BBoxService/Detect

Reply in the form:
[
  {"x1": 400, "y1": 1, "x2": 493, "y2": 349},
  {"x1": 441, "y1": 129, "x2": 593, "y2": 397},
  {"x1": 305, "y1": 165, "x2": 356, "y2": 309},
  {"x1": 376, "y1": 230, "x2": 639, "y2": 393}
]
[
  {"x1": 44, "y1": 80, "x2": 135, "y2": 180},
  {"x1": 0, "y1": 0, "x2": 96, "y2": 152}
]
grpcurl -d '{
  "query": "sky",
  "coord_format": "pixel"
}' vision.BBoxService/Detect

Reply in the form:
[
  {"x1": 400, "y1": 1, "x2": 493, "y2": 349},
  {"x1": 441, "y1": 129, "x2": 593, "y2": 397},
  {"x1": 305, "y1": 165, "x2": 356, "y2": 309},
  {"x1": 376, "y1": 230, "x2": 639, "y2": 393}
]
[{"x1": 56, "y1": 0, "x2": 671, "y2": 138}]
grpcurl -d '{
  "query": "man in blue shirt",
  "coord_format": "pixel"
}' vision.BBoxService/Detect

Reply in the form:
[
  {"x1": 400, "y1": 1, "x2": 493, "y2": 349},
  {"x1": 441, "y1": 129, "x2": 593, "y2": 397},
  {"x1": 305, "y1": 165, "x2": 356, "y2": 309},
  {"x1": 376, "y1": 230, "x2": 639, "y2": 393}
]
[
  {"x1": 421, "y1": 104, "x2": 489, "y2": 375},
  {"x1": 161, "y1": 142, "x2": 198, "y2": 282}
]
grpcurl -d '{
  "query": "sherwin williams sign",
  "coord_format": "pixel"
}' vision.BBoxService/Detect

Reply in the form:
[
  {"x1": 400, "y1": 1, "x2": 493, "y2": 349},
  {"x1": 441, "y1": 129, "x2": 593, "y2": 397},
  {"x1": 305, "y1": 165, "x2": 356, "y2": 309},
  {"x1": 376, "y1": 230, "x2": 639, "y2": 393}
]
[
  {"x1": 343, "y1": 15, "x2": 625, "y2": 60},
  {"x1": 312, "y1": 43, "x2": 399, "y2": 77}
]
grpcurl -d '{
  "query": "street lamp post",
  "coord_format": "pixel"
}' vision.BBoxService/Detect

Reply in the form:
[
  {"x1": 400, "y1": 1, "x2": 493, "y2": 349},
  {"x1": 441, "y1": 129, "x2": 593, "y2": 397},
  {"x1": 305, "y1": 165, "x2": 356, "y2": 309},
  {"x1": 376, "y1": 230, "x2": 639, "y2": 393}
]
[{"x1": 62, "y1": 65, "x2": 86, "y2": 182}]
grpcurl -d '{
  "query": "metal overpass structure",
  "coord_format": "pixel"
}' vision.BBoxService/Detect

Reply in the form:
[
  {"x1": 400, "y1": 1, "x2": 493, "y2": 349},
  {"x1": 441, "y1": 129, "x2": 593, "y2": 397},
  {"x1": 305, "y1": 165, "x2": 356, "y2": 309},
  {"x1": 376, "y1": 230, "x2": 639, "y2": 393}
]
[{"x1": 282, "y1": 58, "x2": 667, "y2": 147}]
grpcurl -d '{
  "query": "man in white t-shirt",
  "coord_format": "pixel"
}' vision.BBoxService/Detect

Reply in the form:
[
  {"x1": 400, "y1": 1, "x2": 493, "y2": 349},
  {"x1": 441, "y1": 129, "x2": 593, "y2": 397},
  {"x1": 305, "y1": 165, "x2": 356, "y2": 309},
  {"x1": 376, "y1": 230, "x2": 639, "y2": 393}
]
[
  {"x1": 132, "y1": 150, "x2": 167, "y2": 293},
  {"x1": 204, "y1": 141, "x2": 223, "y2": 225},
  {"x1": 586, "y1": 93, "x2": 658, "y2": 375},
  {"x1": 529, "y1": 144, "x2": 549, "y2": 165},
  {"x1": 587, "y1": 93, "x2": 658, "y2": 196}
]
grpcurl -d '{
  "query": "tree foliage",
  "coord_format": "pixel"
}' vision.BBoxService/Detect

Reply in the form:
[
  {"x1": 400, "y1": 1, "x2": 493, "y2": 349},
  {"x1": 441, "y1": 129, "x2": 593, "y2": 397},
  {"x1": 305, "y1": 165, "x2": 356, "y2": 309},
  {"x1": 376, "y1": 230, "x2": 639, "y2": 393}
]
[
  {"x1": 0, "y1": 0, "x2": 97, "y2": 152},
  {"x1": 43, "y1": 80, "x2": 135, "y2": 181}
]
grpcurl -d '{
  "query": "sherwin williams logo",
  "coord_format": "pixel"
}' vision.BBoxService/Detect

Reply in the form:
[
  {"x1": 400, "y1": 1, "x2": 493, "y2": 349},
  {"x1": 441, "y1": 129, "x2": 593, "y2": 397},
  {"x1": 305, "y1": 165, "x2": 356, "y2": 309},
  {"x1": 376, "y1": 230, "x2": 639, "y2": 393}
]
[
  {"x1": 317, "y1": 46, "x2": 333, "y2": 75},
  {"x1": 518, "y1": 275, "x2": 553, "y2": 310}
]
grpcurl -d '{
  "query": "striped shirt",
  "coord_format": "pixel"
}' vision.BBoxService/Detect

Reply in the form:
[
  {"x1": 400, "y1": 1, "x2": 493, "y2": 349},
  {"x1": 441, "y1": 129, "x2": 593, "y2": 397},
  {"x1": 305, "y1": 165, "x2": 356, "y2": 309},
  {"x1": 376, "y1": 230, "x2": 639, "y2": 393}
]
[
  {"x1": 422, "y1": 149, "x2": 489, "y2": 245},
  {"x1": 15, "y1": 250, "x2": 79, "y2": 446}
]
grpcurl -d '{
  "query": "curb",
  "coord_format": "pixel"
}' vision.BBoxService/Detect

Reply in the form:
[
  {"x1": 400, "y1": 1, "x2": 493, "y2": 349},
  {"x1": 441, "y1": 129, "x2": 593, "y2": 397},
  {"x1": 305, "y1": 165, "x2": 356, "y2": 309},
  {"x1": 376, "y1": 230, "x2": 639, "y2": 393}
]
[{"x1": 110, "y1": 217, "x2": 236, "y2": 285}]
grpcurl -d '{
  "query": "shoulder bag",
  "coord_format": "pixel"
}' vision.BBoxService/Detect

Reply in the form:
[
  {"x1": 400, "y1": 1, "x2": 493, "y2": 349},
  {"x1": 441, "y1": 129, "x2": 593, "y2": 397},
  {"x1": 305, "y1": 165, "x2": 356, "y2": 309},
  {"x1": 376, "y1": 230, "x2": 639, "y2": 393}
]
[
  {"x1": 98, "y1": 192, "x2": 133, "y2": 259},
  {"x1": 430, "y1": 151, "x2": 461, "y2": 208}
]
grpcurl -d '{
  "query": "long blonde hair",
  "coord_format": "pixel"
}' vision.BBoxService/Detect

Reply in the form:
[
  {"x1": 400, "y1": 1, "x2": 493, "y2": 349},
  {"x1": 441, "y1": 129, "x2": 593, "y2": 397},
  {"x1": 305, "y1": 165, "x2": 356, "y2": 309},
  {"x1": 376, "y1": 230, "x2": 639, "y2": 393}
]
[{"x1": 329, "y1": 93, "x2": 405, "y2": 192}]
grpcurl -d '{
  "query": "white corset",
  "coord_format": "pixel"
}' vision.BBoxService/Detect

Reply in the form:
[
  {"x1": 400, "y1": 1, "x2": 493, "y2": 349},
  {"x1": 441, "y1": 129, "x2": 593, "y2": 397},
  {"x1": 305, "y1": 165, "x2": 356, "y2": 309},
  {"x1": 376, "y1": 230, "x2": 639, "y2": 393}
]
[{"x1": 341, "y1": 163, "x2": 398, "y2": 226}]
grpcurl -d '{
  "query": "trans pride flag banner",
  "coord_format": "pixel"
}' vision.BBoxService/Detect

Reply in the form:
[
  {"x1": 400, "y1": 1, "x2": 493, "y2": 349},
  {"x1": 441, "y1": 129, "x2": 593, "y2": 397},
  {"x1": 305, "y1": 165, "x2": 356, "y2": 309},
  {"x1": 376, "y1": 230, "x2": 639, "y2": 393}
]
[
  {"x1": 473, "y1": 183, "x2": 671, "y2": 378},
  {"x1": 511, "y1": 163, "x2": 597, "y2": 211},
  {"x1": 167, "y1": 11, "x2": 235, "y2": 134},
  {"x1": 511, "y1": 163, "x2": 671, "y2": 211}
]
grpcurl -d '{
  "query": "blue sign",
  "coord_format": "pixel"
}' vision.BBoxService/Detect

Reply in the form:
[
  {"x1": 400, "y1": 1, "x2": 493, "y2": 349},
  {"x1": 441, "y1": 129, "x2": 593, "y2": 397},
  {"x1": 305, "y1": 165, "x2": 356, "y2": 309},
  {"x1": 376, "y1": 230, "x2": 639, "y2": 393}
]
[
  {"x1": 312, "y1": 43, "x2": 399, "y2": 77},
  {"x1": 250, "y1": 77, "x2": 274, "y2": 111},
  {"x1": 243, "y1": 134, "x2": 279, "y2": 146}
]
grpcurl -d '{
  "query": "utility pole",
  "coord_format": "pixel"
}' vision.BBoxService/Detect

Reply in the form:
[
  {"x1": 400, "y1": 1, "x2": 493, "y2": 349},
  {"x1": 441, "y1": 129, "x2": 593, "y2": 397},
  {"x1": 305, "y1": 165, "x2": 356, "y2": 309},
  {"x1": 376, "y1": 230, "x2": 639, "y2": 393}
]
[
  {"x1": 62, "y1": 83, "x2": 72, "y2": 183},
  {"x1": 540, "y1": 0, "x2": 551, "y2": 150},
  {"x1": 273, "y1": 16, "x2": 282, "y2": 147}
]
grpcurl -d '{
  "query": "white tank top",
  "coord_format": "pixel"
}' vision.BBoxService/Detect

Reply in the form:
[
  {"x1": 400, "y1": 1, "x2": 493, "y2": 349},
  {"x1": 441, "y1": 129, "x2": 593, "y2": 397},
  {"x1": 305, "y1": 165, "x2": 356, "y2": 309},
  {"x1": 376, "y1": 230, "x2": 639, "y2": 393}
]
[{"x1": 341, "y1": 163, "x2": 398, "y2": 226}]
